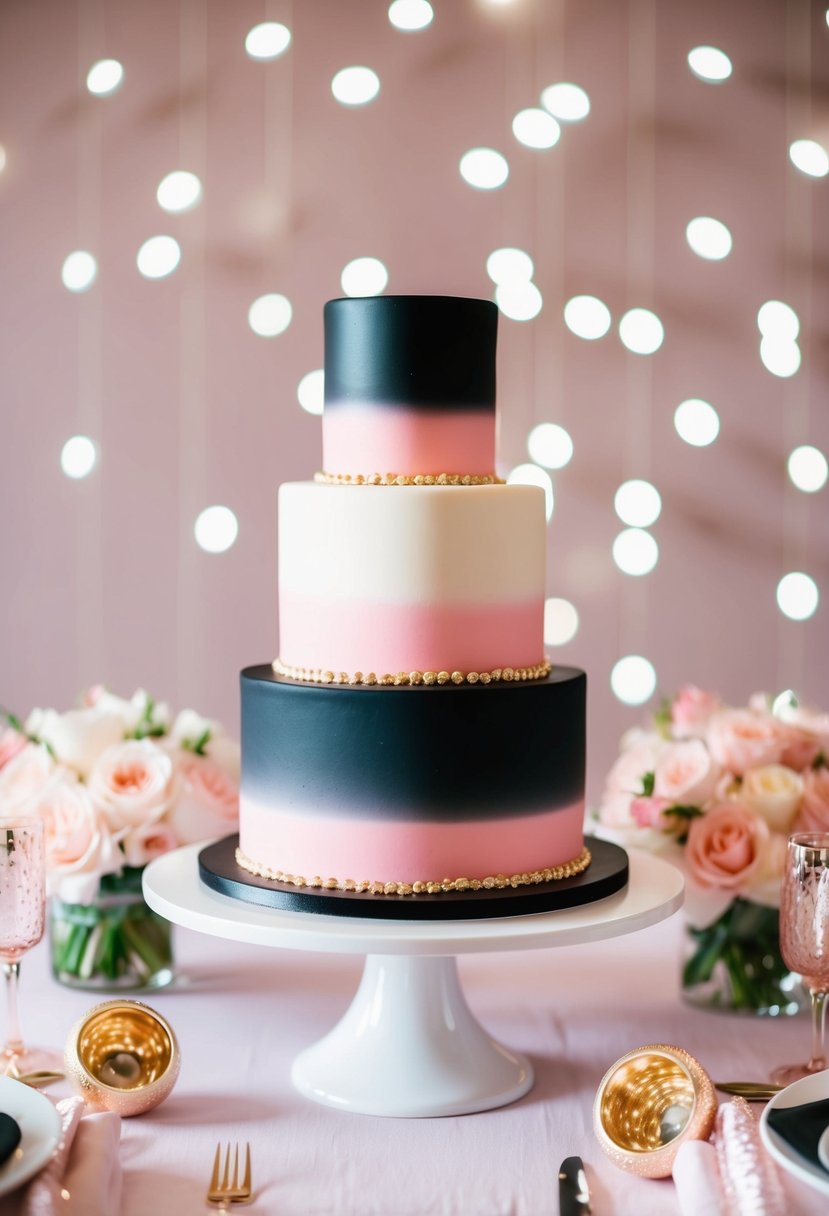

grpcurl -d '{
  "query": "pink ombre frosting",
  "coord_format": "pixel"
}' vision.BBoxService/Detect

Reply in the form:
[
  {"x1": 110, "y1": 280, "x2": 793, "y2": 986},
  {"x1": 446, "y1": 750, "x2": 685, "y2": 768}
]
[
  {"x1": 240, "y1": 796, "x2": 585, "y2": 884},
  {"x1": 323, "y1": 405, "x2": 495, "y2": 477},
  {"x1": 279, "y1": 594, "x2": 542, "y2": 674}
]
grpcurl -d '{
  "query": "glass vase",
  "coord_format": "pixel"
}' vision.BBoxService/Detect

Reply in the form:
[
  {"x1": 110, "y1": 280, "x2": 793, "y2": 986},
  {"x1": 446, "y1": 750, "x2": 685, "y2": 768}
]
[
  {"x1": 50, "y1": 867, "x2": 174, "y2": 991},
  {"x1": 682, "y1": 897, "x2": 804, "y2": 1016}
]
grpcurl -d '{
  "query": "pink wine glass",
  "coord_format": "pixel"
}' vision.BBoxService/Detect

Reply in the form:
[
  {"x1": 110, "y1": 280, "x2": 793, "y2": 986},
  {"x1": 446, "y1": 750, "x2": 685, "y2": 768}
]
[
  {"x1": 0, "y1": 818, "x2": 61, "y2": 1075},
  {"x1": 773, "y1": 832, "x2": 829, "y2": 1086}
]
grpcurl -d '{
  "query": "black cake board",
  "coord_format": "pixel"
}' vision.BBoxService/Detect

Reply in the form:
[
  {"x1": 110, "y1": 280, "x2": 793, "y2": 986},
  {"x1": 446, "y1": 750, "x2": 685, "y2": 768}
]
[{"x1": 198, "y1": 834, "x2": 628, "y2": 922}]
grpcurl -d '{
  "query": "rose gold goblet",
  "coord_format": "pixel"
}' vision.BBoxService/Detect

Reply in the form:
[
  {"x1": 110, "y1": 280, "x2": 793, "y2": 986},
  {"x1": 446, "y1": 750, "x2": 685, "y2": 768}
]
[
  {"x1": 773, "y1": 832, "x2": 829, "y2": 1086},
  {"x1": 0, "y1": 817, "x2": 62, "y2": 1075}
]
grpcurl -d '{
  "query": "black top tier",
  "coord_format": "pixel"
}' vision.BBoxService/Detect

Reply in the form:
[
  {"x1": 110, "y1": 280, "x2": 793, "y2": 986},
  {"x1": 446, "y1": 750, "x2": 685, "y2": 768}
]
[{"x1": 323, "y1": 296, "x2": 498, "y2": 410}]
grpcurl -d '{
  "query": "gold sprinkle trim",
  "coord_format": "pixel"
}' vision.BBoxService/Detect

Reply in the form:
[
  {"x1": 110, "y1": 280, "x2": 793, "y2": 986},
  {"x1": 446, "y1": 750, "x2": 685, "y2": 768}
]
[
  {"x1": 314, "y1": 471, "x2": 505, "y2": 487},
  {"x1": 235, "y1": 845, "x2": 592, "y2": 896},
  {"x1": 272, "y1": 657, "x2": 552, "y2": 687}
]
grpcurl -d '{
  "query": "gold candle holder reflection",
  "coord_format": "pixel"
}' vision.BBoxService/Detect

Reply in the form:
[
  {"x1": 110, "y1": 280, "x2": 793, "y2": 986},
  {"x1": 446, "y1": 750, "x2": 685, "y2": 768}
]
[
  {"x1": 65, "y1": 999, "x2": 180, "y2": 1117},
  {"x1": 593, "y1": 1044, "x2": 717, "y2": 1178}
]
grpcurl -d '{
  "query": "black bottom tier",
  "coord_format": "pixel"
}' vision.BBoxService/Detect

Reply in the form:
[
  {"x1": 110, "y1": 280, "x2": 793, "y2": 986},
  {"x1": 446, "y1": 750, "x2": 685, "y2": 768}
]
[{"x1": 198, "y1": 834, "x2": 629, "y2": 921}]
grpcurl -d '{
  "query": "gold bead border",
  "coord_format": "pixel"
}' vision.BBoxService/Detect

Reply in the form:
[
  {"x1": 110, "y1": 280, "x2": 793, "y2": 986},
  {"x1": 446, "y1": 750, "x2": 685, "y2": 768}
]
[
  {"x1": 272, "y1": 657, "x2": 552, "y2": 687},
  {"x1": 314, "y1": 470, "x2": 504, "y2": 487},
  {"x1": 235, "y1": 845, "x2": 592, "y2": 897}
]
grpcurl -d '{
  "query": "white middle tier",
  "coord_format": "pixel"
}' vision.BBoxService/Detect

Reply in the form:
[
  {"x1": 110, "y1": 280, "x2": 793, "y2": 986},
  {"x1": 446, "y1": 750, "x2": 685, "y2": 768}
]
[{"x1": 278, "y1": 481, "x2": 546, "y2": 677}]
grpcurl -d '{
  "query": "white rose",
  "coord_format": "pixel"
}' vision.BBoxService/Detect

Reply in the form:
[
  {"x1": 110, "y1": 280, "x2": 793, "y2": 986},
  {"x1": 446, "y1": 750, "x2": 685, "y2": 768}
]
[
  {"x1": 171, "y1": 708, "x2": 219, "y2": 746},
  {"x1": 88, "y1": 739, "x2": 174, "y2": 831},
  {"x1": 654, "y1": 740, "x2": 720, "y2": 806},
  {"x1": 598, "y1": 732, "x2": 666, "y2": 828},
  {"x1": 168, "y1": 711, "x2": 239, "y2": 782},
  {"x1": 129, "y1": 689, "x2": 169, "y2": 735},
  {"x1": 740, "y1": 764, "x2": 804, "y2": 833},
  {"x1": 0, "y1": 742, "x2": 55, "y2": 812},
  {"x1": 26, "y1": 706, "x2": 126, "y2": 778}
]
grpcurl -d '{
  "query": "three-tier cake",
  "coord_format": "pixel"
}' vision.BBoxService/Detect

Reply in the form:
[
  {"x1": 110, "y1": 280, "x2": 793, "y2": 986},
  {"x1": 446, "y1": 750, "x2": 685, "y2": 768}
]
[{"x1": 231, "y1": 296, "x2": 595, "y2": 906}]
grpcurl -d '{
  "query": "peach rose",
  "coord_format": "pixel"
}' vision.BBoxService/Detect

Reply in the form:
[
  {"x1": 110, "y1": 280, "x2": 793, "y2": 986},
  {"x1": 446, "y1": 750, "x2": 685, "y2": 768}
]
[
  {"x1": 740, "y1": 764, "x2": 803, "y2": 833},
  {"x1": 743, "y1": 830, "x2": 787, "y2": 909},
  {"x1": 654, "y1": 739, "x2": 720, "y2": 806},
  {"x1": 671, "y1": 686, "x2": 721, "y2": 738},
  {"x1": 121, "y1": 821, "x2": 179, "y2": 868},
  {"x1": 167, "y1": 754, "x2": 239, "y2": 845},
  {"x1": 686, "y1": 803, "x2": 769, "y2": 890},
  {"x1": 26, "y1": 705, "x2": 126, "y2": 778},
  {"x1": 88, "y1": 739, "x2": 174, "y2": 831},
  {"x1": 0, "y1": 727, "x2": 27, "y2": 771},
  {"x1": 0, "y1": 743, "x2": 55, "y2": 812},
  {"x1": 706, "y1": 710, "x2": 783, "y2": 776},
  {"x1": 795, "y1": 766, "x2": 829, "y2": 833}
]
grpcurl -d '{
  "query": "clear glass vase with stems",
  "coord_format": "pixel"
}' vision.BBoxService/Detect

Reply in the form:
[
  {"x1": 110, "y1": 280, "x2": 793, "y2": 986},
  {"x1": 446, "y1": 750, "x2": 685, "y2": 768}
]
[
  {"x1": 50, "y1": 865, "x2": 174, "y2": 991},
  {"x1": 682, "y1": 897, "x2": 804, "y2": 1016},
  {"x1": 772, "y1": 833, "x2": 829, "y2": 1085},
  {"x1": 0, "y1": 817, "x2": 62, "y2": 1075}
]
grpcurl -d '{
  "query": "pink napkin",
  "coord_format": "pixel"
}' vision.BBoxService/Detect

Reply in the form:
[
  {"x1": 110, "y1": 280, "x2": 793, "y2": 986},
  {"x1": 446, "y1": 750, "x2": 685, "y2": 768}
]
[
  {"x1": 673, "y1": 1139, "x2": 725, "y2": 1216},
  {"x1": 20, "y1": 1097, "x2": 121, "y2": 1216},
  {"x1": 672, "y1": 1099, "x2": 787, "y2": 1216},
  {"x1": 715, "y1": 1097, "x2": 785, "y2": 1216}
]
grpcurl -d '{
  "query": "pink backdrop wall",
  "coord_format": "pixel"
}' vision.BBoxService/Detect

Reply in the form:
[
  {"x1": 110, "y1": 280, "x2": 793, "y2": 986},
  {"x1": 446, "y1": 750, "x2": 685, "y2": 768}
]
[{"x1": 1, "y1": 0, "x2": 827, "y2": 800}]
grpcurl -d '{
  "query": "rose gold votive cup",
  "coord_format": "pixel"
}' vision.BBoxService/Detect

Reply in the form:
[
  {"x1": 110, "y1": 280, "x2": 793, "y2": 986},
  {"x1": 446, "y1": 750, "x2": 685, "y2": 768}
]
[
  {"x1": 65, "y1": 999, "x2": 180, "y2": 1117},
  {"x1": 593, "y1": 1044, "x2": 717, "y2": 1178}
]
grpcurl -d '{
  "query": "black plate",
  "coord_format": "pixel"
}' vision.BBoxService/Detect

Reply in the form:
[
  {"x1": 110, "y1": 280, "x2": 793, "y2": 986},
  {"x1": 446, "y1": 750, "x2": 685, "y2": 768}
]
[{"x1": 198, "y1": 835, "x2": 628, "y2": 921}]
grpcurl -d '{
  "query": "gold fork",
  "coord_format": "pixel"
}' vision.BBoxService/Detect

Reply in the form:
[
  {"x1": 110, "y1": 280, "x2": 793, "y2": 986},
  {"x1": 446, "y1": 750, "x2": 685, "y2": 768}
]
[{"x1": 206, "y1": 1142, "x2": 253, "y2": 1209}]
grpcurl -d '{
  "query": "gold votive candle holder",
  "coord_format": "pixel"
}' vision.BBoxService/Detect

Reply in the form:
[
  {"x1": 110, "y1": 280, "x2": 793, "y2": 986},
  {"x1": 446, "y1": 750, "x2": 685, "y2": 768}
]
[
  {"x1": 593, "y1": 1044, "x2": 717, "y2": 1178},
  {"x1": 65, "y1": 999, "x2": 180, "y2": 1117}
]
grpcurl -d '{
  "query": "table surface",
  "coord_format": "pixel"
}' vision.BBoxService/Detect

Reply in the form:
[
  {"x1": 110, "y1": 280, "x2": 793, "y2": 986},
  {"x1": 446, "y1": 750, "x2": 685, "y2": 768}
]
[{"x1": 14, "y1": 881, "x2": 828, "y2": 1215}]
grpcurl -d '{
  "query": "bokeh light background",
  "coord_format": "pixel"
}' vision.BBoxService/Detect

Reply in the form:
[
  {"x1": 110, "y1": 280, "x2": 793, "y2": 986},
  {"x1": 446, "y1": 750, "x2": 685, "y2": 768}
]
[{"x1": 1, "y1": 0, "x2": 827, "y2": 798}]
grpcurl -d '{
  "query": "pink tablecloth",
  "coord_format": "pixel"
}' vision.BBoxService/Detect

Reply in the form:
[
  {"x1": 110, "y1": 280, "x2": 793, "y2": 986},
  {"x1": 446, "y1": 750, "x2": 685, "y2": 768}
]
[{"x1": 16, "y1": 906, "x2": 826, "y2": 1215}]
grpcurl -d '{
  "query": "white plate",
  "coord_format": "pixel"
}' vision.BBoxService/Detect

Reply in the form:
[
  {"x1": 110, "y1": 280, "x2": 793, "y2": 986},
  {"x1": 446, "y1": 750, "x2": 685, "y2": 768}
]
[
  {"x1": 818, "y1": 1124, "x2": 829, "y2": 1173},
  {"x1": 0, "y1": 1075, "x2": 62, "y2": 1198},
  {"x1": 759, "y1": 1068, "x2": 829, "y2": 1199}
]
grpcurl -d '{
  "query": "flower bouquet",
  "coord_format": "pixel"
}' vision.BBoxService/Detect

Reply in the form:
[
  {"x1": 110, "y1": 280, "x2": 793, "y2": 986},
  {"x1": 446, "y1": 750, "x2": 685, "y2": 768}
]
[
  {"x1": 597, "y1": 687, "x2": 829, "y2": 1014},
  {"x1": 0, "y1": 688, "x2": 239, "y2": 989}
]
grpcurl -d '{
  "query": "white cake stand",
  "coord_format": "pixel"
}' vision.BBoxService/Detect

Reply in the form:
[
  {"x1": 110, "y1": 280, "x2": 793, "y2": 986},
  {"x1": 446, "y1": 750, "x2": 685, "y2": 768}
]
[{"x1": 143, "y1": 845, "x2": 683, "y2": 1118}]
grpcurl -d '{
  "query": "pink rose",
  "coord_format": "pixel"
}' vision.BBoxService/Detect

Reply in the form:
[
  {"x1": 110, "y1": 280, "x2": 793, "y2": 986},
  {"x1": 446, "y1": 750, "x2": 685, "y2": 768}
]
[
  {"x1": 81, "y1": 685, "x2": 107, "y2": 707},
  {"x1": 167, "y1": 754, "x2": 239, "y2": 845},
  {"x1": 795, "y1": 766, "x2": 829, "y2": 833},
  {"x1": 706, "y1": 710, "x2": 784, "y2": 776},
  {"x1": 671, "y1": 686, "x2": 721, "y2": 738},
  {"x1": 88, "y1": 739, "x2": 174, "y2": 831},
  {"x1": 630, "y1": 796, "x2": 673, "y2": 829},
  {"x1": 0, "y1": 728, "x2": 27, "y2": 771},
  {"x1": 27, "y1": 772, "x2": 122, "y2": 902},
  {"x1": 654, "y1": 739, "x2": 720, "y2": 805},
  {"x1": 0, "y1": 743, "x2": 55, "y2": 812},
  {"x1": 777, "y1": 726, "x2": 823, "y2": 772},
  {"x1": 686, "y1": 803, "x2": 769, "y2": 890},
  {"x1": 121, "y1": 821, "x2": 179, "y2": 868}
]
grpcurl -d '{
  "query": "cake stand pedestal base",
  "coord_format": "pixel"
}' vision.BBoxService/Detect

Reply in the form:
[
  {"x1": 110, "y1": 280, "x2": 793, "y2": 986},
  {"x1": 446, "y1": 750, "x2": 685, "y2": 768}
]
[
  {"x1": 291, "y1": 954, "x2": 532, "y2": 1117},
  {"x1": 144, "y1": 845, "x2": 683, "y2": 1118}
]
